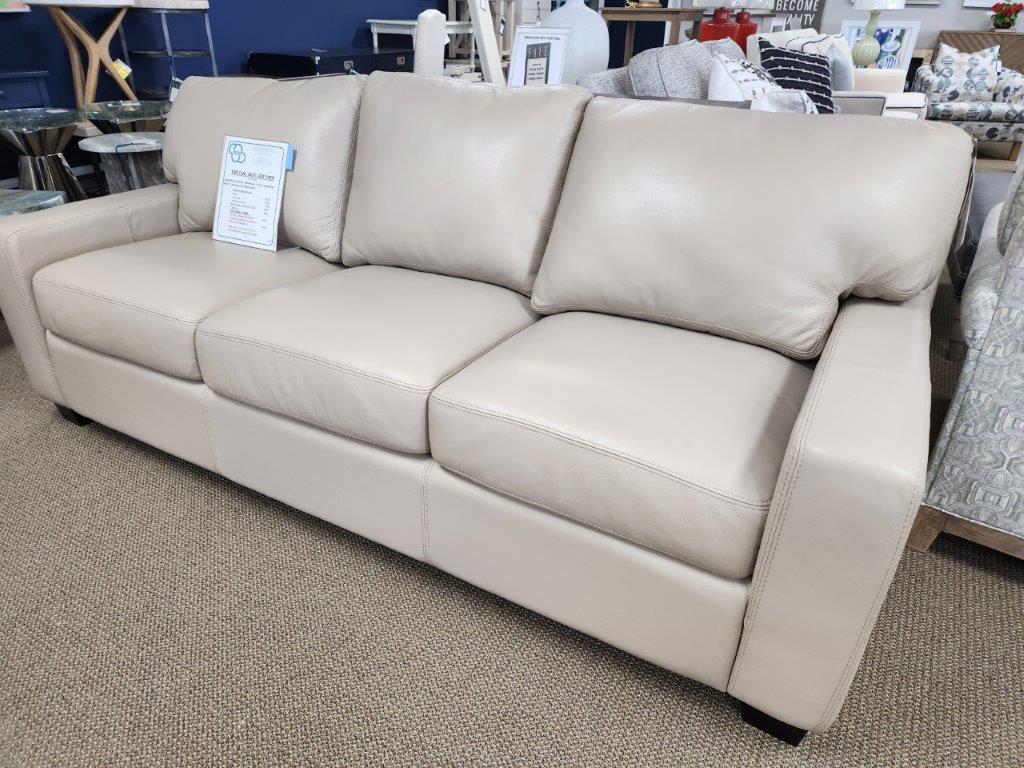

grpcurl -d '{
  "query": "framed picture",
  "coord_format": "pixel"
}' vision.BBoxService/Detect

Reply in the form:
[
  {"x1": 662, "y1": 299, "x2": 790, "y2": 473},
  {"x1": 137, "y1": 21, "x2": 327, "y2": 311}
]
[
  {"x1": 508, "y1": 27, "x2": 570, "y2": 86},
  {"x1": 841, "y1": 19, "x2": 921, "y2": 70},
  {"x1": 962, "y1": 0, "x2": 994, "y2": 6}
]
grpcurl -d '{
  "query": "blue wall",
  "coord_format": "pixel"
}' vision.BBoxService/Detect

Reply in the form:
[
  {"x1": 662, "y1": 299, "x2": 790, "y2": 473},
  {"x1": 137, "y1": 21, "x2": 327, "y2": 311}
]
[
  {"x1": 0, "y1": 0, "x2": 651, "y2": 179},
  {"x1": 0, "y1": 0, "x2": 433, "y2": 108}
]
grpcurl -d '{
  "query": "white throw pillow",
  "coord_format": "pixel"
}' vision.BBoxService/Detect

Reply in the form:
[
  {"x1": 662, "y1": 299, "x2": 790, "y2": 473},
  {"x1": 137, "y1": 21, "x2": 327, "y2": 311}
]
[
  {"x1": 707, "y1": 53, "x2": 779, "y2": 102},
  {"x1": 750, "y1": 89, "x2": 819, "y2": 114}
]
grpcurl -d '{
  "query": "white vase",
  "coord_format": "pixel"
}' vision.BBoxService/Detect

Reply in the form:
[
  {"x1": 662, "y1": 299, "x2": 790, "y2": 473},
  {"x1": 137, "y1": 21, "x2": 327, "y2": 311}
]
[{"x1": 541, "y1": 0, "x2": 610, "y2": 86}]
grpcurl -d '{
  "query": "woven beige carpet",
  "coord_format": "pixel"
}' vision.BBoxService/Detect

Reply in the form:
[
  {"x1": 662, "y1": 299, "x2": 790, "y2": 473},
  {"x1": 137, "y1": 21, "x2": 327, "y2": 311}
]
[{"x1": 1, "y1": 286, "x2": 1022, "y2": 767}]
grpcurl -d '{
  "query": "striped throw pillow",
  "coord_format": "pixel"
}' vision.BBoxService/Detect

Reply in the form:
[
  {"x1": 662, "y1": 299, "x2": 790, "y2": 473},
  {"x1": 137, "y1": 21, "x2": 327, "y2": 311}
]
[{"x1": 757, "y1": 40, "x2": 835, "y2": 114}]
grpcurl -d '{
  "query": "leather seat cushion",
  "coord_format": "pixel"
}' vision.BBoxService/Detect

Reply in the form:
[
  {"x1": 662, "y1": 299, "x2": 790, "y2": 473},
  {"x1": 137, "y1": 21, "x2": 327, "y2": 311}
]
[
  {"x1": 429, "y1": 312, "x2": 813, "y2": 579},
  {"x1": 33, "y1": 232, "x2": 337, "y2": 379},
  {"x1": 196, "y1": 266, "x2": 536, "y2": 454}
]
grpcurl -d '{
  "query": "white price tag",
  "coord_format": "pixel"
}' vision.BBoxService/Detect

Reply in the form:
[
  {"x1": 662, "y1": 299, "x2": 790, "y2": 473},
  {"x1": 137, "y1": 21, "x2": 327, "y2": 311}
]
[{"x1": 212, "y1": 136, "x2": 290, "y2": 251}]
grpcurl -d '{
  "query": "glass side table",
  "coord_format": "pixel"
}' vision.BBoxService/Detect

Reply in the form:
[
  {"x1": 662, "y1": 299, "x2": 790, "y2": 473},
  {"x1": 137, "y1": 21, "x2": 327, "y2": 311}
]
[
  {"x1": 0, "y1": 189, "x2": 66, "y2": 218},
  {"x1": 81, "y1": 99, "x2": 171, "y2": 134},
  {"x1": 0, "y1": 107, "x2": 86, "y2": 202},
  {"x1": 78, "y1": 131, "x2": 165, "y2": 194}
]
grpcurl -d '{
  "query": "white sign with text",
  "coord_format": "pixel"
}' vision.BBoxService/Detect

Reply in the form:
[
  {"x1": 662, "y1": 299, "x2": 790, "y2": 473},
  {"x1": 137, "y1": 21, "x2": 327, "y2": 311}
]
[{"x1": 212, "y1": 136, "x2": 290, "y2": 251}]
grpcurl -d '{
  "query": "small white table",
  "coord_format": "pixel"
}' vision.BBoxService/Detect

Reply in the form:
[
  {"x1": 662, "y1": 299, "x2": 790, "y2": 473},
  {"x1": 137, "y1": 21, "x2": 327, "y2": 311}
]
[{"x1": 367, "y1": 18, "x2": 476, "y2": 69}]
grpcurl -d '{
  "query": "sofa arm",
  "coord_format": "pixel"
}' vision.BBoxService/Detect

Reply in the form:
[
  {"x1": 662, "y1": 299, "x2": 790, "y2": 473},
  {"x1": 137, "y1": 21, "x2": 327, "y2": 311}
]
[
  {"x1": 0, "y1": 184, "x2": 180, "y2": 404},
  {"x1": 995, "y1": 65, "x2": 1024, "y2": 102},
  {"x1": 911, "y1": 63, "x2": 938, "y2": 96},
  {"x1": 852, "y1": 67, "x2": 907, "y2": 94},
  {"x1": 728, "y1": 288, "x2": 933, "y2": 732}
]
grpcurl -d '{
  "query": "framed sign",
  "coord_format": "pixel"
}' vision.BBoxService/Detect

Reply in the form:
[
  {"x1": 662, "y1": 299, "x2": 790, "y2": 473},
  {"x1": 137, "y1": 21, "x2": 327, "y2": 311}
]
[
  {"x1": 841, "y1": 19, "x2": 921, "y2": 69},
  {"x1": 508, "y1": 27, "x2": 570, "y2": 86},
  {"x1": 772, "y1": 0, "x2": 828, "y2": 33}
]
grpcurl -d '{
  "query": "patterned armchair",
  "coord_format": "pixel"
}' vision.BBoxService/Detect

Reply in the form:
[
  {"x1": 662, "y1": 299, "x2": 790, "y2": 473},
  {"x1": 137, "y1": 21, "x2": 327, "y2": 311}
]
[
  {"x1": 909, "y1": 165, "x2": 1024, "y2": 558},
  {"x1": 913, "y1": 47, "x2": 1024, "y2": 155}
]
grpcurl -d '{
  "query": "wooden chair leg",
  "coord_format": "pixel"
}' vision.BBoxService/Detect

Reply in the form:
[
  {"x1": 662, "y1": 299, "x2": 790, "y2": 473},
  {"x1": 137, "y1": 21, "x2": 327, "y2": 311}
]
[
  {"x1": 1010, "y1": 141, "x2": 1022, "y2": 161},
  {"x1": 906, "y1": 505, "x2": 946, "y2": 552}
]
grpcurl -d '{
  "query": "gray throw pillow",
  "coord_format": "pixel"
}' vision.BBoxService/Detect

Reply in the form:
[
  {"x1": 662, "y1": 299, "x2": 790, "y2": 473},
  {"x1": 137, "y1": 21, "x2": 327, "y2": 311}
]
[
  {"x1": 826, "y1": 45, "x2": 855, "y2": 91},
  {"x1": 628, "y1": 40, "x2": 712, "y2": 99}
]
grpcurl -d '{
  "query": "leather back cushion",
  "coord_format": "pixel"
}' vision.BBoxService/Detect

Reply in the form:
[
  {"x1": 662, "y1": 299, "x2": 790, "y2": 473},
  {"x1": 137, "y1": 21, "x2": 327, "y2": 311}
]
[
  {"x1": 163, "y1": 75, "x2": 364, "y2": 263},
  {"x1": 342, "y1": 72, "x2": 591, "y2": 294},
  {"x1": 532, "y1": 97, "x2": 973, "y2": 359}
]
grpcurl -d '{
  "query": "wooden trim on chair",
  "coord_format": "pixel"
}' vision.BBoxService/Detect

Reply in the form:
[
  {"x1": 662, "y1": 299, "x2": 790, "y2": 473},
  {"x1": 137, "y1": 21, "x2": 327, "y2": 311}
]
[{"x1": 907, "y1": 505, "x2": 1024, "y2": 559}]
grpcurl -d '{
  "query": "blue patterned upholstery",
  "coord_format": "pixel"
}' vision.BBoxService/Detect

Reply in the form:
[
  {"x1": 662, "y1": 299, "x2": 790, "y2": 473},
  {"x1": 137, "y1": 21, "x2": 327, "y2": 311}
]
[{"x1": 926, "y1": 225, "x2": 1024, "y2": 538}]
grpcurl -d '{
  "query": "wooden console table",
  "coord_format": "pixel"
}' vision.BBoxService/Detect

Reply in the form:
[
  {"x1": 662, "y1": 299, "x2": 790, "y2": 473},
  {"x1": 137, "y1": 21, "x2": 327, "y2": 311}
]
[
  {"x1": 935, "y1": 29, "x2": 1024, "y2": 73},
  {"x1": 601, "y1": 7, "x2": 704, "y2": 65}
]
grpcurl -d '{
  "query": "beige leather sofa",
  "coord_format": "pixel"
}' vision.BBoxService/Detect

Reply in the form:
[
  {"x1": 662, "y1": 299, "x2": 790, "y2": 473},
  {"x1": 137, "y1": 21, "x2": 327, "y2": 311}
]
[{"x1": 0, "y1": 72, "x2": 972, "y2": 744}]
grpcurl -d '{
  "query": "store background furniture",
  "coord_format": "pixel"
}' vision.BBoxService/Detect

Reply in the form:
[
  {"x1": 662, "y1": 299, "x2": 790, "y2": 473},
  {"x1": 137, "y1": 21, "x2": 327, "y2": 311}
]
[
  {"x1": 0, "y1": 187, "x2": 64, "y2": 217},
  {"x1": 746, "y1": 28, "x2": 908, "y2": 95},
  {"x1": 913, "y1": 44, "x2": 1024, "y2": 158},
  {"x1": 117, "y1": 0, "x2": 217, "y2": 100},
  {"x1": 910, "y1": 162, "x2": 1024, "y2": 561},
  {"x1": 81, "y1": 98, "x2": 169, "y2": 132},
  {"x1": 601, "y1": 5, "x2": 703, "y2": 65},
  {"x1": 0, "y1": 106, "x2": 85, "y2": 199},
  {"x1": 0, "y1": 72, "x2": 972, "y2": 744},
  {"x1": 78, "y1": 129, "x2": 162, "y2": 192},
  {"x1": 849, "y1": 0, "x2": 905, "y2": 68},
  {"x1": 23, "y1": 0, "x2": 137, "y2": 108},
  {"x1": 369, "y1": 16, "x2": 476, "y2": 68},
  {"x1": 577, "y1": 37, "x2": 908, "y2": 116},
  {"x1": 0, "y1": 69, "x2": 51, "y2": 109},
  {"x1": 935, "y1": 29, "x2": 1024, "y2": 73}
]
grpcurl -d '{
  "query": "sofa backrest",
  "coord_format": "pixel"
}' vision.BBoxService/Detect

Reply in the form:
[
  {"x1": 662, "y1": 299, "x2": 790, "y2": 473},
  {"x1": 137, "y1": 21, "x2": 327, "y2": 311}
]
[
  {"x1": 163, "y1": 75, "x2": 364, "y2": 263},
  {"x1": 341, "y1": 72, "x2": 591, "y2": 294},
  {"x1": 531, "y1": 97, "x2": 973, "y2": 360}
]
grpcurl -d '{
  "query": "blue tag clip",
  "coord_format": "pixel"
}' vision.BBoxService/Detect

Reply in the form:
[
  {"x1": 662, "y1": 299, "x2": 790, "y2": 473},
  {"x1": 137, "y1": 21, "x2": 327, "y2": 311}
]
[{"x1": 285, "y1": 144, "x2": 295, "y2": 171}]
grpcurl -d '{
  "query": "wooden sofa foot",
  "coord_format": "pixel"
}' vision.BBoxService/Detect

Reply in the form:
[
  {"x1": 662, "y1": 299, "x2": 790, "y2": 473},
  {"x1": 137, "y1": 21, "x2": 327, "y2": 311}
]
[
  {"x1": 56, "y1": 404, "x2": 91, "y2": 426},
  {"x1": 906, "y1": 505, "x2": 946, "y2": 552},
  {"x1": 740, "y1": 703, "x2": 807, "y2": 746},
  {"x1": 1010, "y1": 141, "x2": 1022, "y2": 162}
]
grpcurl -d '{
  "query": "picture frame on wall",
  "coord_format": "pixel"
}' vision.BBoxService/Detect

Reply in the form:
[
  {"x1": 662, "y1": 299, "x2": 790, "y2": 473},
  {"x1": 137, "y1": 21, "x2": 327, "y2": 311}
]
[
  {"x1": 962, "y1": 0, "x2": 994, "y2": 6},
  {"x1": 841, "y1": 19, "x2": 921, "y2": 69}
]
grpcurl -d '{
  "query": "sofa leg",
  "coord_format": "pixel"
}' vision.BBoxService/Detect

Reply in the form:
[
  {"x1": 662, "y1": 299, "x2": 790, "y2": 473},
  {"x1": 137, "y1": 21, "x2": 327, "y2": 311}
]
[
  {"x1": 740, "y1": 703, "x2": 807, "y2": 746},
  {"x1": 1010, "y1": 141, "x2": 1022, "y2": 162},
  {"x1": 906, "y1": 504, "x2": 945, "y2": 553},
  {"x1": 56, "y1": 404, "x2": 91, "y2": 427}
]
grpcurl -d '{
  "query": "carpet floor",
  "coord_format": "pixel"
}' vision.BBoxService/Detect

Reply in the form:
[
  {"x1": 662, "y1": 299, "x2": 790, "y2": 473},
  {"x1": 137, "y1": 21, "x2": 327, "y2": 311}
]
[{"x1": 1, "y1": 282, "x2": 1022, "y2": 768}]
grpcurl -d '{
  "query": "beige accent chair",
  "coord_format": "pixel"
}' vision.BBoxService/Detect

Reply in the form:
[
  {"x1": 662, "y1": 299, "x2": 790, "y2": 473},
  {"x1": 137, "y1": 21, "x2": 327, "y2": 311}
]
[{"x1": 0, "y1": 72, "x2": 973, "y2": 745}]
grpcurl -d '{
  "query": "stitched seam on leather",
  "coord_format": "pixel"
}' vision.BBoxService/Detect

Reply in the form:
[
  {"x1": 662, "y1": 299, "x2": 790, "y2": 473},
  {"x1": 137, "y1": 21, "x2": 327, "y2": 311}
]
[
  {"x1": 35, "y1": 280, "x2": 199, "y2": 325},
  {"x1": 433, "y1": 318, "x2": 537, "y2": 388},
  {"x1": 438, "y1": 461, "x2": 726, "y2": 573},
  {"x1": 196, "y1": 328, "x2": 437, "y2": 394},
  {"x1": 3, "y1": 191, "x2": 177, "y2": 401},
  {"x1": 3, "y1": 231, "x2": 66, "y2": 401},
  {"x1": 209, "y1": 387, "x2": 427, "y2": 456},
  {"x1": 419, "y1": 459, "x2": 436, "y2": 564},
  {"x1": 531, "y1": 301, "x2": 822, "y2": 359},
  {"x1": 431, "y1": 396, "x2": 769, "y2": 509},
  {"x1": 202, "y1": 386, "x2": 222, "y2": 474},
  {"x1": 528, "y1": 95, "x2": 590, "y2": 292},
  {"x1": 729, "y1": 304, "x2": 850, "y2": 683},
  {"x1": 52, "y1": 331, "x2": 202, "y2": 381},
  {"x1": 330, "y1": 86, "x2": 363, "y2": 263},
  {"x1": 815, "y1": 437, "x2": 925, "y2": 730}
]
